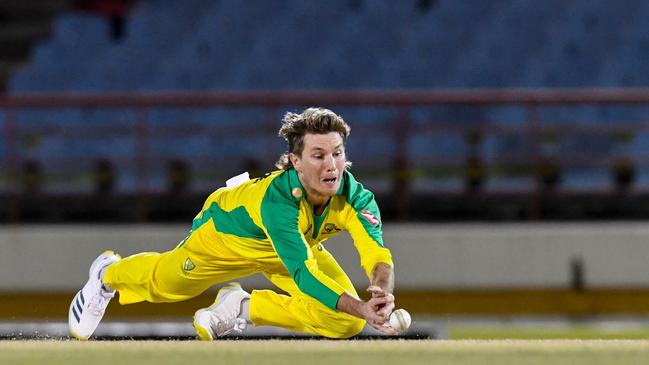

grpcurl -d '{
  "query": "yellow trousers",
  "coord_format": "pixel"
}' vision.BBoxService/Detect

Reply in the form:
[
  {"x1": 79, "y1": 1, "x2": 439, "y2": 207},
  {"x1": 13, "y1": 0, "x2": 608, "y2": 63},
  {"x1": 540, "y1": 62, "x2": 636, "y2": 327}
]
[{"x1": 103, "y1": 228, "x2": 365, "y2": 338}]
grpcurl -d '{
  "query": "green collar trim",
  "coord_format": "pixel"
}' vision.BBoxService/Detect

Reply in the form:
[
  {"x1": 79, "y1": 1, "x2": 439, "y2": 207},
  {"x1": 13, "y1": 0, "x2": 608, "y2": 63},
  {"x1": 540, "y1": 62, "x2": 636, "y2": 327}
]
[
  {"x1": 336, "y1": 170, "x2": 347, "y2": 195},
  {"x1": 288, "y1": 168, "x2": 306, "y2": 202}
]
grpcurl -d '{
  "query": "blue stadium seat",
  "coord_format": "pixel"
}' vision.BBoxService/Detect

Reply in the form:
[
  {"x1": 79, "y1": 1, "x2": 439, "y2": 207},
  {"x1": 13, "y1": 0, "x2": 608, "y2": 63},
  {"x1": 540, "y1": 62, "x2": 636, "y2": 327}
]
[
  {"x1": 9, "y1": 0, "x2": 649, "y2": 191},
  {"x1": 8, "y1": 0, "x2": 649, "y2": 91}
]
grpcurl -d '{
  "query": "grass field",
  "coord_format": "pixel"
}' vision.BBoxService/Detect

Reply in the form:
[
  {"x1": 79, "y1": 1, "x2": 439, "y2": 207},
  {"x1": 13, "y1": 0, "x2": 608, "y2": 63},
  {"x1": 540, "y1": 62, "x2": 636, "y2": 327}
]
[
  {"x1": 450, "y1": 325, "x2": 649, "y2": 339},
  {"x1": 2, "y1": 340, "x2": 649, "y2": 365}
]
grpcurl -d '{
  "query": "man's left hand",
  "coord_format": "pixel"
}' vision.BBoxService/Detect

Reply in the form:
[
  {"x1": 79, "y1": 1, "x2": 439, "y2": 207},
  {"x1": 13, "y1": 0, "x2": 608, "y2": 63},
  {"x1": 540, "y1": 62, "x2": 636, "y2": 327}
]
[{"x1": 366, "y1": 285, "x2": 395, "y2": 319}]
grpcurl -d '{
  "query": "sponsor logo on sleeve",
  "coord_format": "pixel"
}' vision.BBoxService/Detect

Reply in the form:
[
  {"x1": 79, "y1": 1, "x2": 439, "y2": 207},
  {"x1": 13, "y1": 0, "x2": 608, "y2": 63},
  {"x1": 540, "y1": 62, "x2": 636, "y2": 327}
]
[{"x1": 360, "y1": 210, "x2": 381, "y2": 226}]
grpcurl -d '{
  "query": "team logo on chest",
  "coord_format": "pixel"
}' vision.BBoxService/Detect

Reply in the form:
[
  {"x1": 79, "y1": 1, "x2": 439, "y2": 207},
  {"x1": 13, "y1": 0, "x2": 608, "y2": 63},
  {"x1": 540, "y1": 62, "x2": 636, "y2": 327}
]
[
  {"x1": 323, "y1": 223, "x2": 341, "y2": 234},
  {"x1": 360, "y1": 210, "x2": 381, "y2": 226}
]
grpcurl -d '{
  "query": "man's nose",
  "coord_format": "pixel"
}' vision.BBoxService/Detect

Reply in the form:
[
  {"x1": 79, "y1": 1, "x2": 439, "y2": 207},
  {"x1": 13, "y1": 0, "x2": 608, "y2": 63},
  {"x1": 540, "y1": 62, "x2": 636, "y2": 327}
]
[{"x1": 324, "y1": 155, "x2": 336, "y2": 170}]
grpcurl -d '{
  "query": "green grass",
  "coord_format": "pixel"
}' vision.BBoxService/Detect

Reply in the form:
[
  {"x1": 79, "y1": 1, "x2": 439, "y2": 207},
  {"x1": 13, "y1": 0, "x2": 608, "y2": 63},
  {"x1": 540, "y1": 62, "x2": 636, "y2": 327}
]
[
  {"x1": 451, "y1": 326, "x2": 649, "y2": 340},
  {"x1": 3, "y1": 340, "x2": 649, "y2": 365}
]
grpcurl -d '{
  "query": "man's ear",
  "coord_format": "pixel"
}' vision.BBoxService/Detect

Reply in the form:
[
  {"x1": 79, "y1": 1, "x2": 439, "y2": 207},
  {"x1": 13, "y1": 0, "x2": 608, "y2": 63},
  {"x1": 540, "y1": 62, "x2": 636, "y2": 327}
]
[{"x1": 290, "y1": 153, "x2": 301, "y2": 171}]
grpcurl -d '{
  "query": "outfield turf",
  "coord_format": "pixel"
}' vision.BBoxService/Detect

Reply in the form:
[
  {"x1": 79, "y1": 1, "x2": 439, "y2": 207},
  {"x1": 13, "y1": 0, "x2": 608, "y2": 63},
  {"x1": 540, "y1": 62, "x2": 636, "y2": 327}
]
[
  {"x1": 2, "y1": 340, "x2": 649, "y2": 365},
  {"x1": 450, "y1": 326, "x2": 649, "y2": 340}
]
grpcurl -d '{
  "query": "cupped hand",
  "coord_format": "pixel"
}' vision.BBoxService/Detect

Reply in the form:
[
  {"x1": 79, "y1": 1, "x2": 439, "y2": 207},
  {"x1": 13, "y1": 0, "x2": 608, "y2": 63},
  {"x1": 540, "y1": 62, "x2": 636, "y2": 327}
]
[
  {"x1": 367, "y1": 321, "x2": 399, "y2": 335},
  {"x1": 364, "y1": 296, "x2": 398, "y2": 335}
]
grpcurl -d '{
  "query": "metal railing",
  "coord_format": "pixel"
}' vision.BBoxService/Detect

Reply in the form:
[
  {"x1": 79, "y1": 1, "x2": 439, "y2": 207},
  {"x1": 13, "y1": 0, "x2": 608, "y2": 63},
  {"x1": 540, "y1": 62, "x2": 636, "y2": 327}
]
[{"x1": 2, "y1": 88, "x2": 649, "y2": 222}]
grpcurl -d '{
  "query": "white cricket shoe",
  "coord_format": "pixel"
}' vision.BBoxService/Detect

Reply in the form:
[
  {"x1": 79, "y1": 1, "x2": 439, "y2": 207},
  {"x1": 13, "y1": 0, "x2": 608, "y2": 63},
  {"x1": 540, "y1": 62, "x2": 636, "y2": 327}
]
[
  {"x1": 68, "y1": 250, "x2": 121, "y2": 340},
  {"x1": 193, "y1": 283, "x2": 251, "y2": 340}
]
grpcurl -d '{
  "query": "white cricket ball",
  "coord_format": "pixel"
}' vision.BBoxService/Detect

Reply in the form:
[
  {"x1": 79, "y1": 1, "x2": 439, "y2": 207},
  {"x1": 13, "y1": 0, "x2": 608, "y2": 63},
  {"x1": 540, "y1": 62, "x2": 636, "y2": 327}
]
[{"x1": 388, "y1": 308, "x2": 412, "y2": 332}]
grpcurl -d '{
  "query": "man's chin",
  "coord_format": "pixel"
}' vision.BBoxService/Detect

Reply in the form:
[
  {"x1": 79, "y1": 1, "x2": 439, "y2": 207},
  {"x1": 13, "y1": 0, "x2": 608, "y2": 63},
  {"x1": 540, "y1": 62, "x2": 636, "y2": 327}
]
[{"x1": 318, "y1": 183, "x2": 340, "y2": 196}]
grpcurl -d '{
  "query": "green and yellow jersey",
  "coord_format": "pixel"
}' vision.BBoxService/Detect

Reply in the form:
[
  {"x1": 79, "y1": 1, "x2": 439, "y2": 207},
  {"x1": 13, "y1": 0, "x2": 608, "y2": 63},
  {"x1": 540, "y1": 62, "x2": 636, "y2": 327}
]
[{"x1": 186, "y1": 168, "x2": 393, "y2": 310}]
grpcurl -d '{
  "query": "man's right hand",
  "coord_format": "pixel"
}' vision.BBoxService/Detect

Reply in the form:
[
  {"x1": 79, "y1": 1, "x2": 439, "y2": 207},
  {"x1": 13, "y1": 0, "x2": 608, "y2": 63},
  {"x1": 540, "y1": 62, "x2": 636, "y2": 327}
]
[
  {"x1": 363, "y1": 296, "x2": 399, "y2": 335},
  {"x1": 337, "y1": 292, "x2": 398, "y2": 335}
]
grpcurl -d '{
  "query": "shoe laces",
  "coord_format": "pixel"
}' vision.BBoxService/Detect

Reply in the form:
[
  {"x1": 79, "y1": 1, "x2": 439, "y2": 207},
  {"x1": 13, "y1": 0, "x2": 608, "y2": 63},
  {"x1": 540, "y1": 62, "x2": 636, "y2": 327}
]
[
  {"x1": 89, "y1": 289, "x2": 114, "y2": 316},
  {"x1": 210, "y1": 311, "x2": 247, "y2": 337}
]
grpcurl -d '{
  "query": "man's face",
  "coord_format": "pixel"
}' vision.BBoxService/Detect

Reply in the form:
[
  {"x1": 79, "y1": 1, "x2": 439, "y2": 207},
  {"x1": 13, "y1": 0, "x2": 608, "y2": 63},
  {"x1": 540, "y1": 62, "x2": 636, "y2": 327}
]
[{"x1": 291, "y1": 132, "x2": 346, "y2": 201}]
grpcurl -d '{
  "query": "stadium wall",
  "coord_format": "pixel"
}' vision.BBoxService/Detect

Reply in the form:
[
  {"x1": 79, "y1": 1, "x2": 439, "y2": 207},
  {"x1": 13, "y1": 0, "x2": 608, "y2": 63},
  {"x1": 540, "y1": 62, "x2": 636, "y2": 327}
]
[{"x1": 2, "y1": 223, "x2": 649, "y2": 318}]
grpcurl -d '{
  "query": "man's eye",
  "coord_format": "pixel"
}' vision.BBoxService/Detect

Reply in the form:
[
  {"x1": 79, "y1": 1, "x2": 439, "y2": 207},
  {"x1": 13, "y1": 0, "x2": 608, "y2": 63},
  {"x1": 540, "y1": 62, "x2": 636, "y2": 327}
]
[{"x1": 313, "y1": 155, "x2": 323, "y2": 159}]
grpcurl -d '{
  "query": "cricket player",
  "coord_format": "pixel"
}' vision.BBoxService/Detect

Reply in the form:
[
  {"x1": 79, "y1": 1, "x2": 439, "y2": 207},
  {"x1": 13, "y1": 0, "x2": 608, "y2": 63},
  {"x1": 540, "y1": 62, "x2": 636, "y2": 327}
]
[{"x1": 69, "y1": 107, "x2": 398, "y2": 340}]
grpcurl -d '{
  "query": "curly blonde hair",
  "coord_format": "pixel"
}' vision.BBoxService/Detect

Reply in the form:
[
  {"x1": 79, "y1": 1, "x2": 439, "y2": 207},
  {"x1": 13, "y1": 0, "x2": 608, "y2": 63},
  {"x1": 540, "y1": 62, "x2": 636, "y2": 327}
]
[{"x1": 275, "y1": 107, "x2": 352, "y2": 170}]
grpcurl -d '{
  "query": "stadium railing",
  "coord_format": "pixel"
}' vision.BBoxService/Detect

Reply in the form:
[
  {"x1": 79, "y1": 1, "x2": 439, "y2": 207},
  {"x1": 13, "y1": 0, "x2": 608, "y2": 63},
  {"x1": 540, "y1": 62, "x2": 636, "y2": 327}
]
[{"x1": 3, "y1": 88, "x2": 649, "y2": 222}]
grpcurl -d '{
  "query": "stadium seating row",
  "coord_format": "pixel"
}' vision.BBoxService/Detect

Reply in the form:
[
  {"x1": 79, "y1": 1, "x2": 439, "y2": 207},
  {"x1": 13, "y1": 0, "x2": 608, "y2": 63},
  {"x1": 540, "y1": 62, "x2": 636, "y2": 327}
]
[{"x1": 6, "y1": 0, "x2": 649, "y2": 193}]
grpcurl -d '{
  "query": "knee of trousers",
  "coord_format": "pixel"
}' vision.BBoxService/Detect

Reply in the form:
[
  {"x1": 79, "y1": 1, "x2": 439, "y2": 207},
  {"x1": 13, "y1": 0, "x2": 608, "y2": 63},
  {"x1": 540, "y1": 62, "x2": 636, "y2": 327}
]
[{"x1": 326, "y1": 314, "x2": 366, "y2": 339}]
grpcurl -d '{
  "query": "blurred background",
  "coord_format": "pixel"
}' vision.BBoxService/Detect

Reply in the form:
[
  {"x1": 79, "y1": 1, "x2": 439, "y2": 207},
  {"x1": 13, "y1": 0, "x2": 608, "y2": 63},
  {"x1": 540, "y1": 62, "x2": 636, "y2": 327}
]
[{"x1": 3, "y1": 0, "x2": 649, "y2": 339}]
